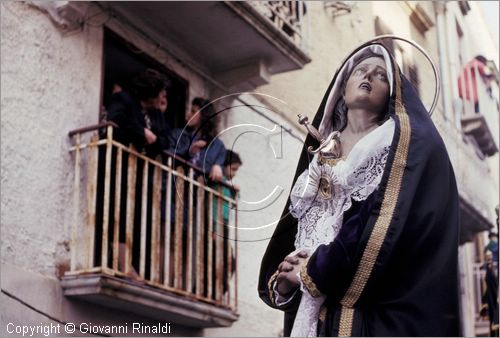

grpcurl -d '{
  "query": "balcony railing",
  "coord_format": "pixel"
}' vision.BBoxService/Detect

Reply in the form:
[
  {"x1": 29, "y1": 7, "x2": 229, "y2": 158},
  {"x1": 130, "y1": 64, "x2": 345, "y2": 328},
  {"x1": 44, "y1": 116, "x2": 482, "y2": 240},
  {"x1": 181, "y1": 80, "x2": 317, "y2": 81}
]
[
  {"x1": 62, "y1": 123, "x2": 238, "y2": 327},
  {"x1": 249, "y1": 1, "x2": 307, "y2": 48}
]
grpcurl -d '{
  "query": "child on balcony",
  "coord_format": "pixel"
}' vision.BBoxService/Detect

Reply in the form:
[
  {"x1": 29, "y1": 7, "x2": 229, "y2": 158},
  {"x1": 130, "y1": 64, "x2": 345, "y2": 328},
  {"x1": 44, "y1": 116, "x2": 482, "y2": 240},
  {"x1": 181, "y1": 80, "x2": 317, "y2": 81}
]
[
  {"x1": 213, "y1": 150, "x2": 242, "y2": 226},
  {"x1": 210, "y1": 150, "x2": 242, "y2": 298}
]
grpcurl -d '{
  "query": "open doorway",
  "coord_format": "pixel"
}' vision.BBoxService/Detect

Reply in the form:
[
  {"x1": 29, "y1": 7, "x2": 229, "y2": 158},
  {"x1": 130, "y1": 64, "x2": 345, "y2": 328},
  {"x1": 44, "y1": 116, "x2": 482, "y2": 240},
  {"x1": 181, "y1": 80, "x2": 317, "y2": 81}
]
[{"x1": 102, "y1": 28, "x2": 188, "y2": 129}]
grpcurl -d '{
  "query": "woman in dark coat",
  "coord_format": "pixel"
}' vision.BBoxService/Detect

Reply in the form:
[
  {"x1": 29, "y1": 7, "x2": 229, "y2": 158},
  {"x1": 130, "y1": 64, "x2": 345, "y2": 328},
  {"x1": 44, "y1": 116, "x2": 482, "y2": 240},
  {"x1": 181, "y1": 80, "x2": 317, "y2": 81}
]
[{"x1": 258, "y1": 42, "x2": 460, "y2": 336}]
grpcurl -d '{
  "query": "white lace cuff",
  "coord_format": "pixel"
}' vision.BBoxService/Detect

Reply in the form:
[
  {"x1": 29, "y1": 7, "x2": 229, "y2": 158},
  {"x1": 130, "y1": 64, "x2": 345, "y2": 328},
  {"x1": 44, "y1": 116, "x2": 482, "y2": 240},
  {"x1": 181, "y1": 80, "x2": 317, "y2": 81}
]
[{"x1": 272, "y1": 281, "x2": 299, "y2": 306}]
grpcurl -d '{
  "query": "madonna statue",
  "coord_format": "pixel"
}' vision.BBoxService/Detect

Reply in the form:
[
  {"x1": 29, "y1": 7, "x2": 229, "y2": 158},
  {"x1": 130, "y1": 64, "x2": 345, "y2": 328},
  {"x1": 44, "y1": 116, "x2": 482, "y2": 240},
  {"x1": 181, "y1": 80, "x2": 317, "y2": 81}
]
[{"x1": 258, "y1": 40, "x2": 460, "y2": 336}]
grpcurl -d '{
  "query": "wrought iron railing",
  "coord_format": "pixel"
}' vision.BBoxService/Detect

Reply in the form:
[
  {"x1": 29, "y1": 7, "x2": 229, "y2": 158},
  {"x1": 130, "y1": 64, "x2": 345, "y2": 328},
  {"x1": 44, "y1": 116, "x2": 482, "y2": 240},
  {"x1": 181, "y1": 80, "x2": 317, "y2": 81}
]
[
  {"x1": 66, "y1": 123, "x2": 237, "y2": 310},
  {"x1": 250, "y1": 1, "x2": 307, "y2": 48},
  {"x1": 457, "y1": 61, "x2": 498, "y2": 117},
  {"x1": 456, "y1": 60, "x2": 499, "y2": 148}
]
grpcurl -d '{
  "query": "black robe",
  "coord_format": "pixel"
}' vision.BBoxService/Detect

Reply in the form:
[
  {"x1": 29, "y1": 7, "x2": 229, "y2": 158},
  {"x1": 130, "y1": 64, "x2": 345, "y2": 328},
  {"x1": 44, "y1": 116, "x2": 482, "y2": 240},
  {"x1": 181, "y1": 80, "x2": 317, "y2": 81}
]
[
  {"x1": 258, "y1": 43, "x2": 460, "y2": 336},
  {"x1": 106, "y1": 91, "x2": 170, "y2": 158}
]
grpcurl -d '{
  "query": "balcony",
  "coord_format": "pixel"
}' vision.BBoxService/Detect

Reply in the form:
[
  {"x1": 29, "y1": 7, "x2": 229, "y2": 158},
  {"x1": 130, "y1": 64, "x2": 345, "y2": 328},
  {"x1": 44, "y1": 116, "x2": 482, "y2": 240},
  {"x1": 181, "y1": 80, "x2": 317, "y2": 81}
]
[
  {"x1": 99, "y1": 1, "x2": 311, "y2": 87},
  {"x1": 457, "y1": 60, "x2": 499, "y2": 157},
  {"x1": 461, "y1": 114, "x2": 497, "y2": 157},
  {"x1": 459, "y1": 196, "x2": 493, "y2": 244},
  {"x1": 61, "y1": 124, "x2": 239, "y2": 328}
]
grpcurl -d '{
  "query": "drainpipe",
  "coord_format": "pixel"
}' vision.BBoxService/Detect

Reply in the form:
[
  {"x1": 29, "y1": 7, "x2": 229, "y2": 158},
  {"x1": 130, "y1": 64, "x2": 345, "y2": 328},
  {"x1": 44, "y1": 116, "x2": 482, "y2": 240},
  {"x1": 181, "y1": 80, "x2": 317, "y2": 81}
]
[{"x1": 434, "y1": 1, "x2": 453, "y2": 122}]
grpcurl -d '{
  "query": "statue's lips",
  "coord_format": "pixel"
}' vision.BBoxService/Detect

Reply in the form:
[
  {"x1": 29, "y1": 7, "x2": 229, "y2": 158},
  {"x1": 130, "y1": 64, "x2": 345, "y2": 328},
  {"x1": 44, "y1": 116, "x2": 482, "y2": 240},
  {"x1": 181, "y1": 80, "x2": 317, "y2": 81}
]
[{"x1": 359, "y1": 82, "x2": 372, "y2": 91}]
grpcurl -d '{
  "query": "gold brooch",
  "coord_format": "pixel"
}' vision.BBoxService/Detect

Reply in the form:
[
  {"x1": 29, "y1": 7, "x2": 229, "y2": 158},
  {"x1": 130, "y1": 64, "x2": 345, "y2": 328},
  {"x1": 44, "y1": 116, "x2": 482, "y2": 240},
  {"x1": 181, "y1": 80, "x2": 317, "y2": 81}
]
[{"x1": 318, "y1": 177, "x2": 332, "y2": 199}]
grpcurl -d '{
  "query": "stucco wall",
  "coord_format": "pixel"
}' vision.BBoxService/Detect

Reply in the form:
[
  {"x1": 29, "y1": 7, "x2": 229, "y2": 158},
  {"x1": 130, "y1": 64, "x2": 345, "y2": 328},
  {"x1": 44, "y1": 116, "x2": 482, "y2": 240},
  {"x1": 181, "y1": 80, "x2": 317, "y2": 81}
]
[{"x1": 1, "y1": 2, "x2": 104, "y2": 277}]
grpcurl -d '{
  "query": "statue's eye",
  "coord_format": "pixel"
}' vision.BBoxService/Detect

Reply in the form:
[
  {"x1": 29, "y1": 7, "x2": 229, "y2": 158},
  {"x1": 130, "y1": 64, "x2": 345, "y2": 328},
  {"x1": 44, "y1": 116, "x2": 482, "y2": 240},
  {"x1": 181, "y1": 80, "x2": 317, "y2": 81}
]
[
  {"x1": 377, "y1": 72, "x2": 388, "y2": 82},
  {"x1": 354, "y1": 67, "x2": 367, "y2": 75}
]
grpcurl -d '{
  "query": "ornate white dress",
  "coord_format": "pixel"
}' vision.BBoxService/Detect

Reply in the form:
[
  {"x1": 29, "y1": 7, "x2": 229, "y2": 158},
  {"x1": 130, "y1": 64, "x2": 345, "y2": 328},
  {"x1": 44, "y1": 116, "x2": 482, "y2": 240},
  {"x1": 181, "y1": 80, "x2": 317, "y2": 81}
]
[{"x1": 275, "y1": 117, "x2": 395, "y2": 337}]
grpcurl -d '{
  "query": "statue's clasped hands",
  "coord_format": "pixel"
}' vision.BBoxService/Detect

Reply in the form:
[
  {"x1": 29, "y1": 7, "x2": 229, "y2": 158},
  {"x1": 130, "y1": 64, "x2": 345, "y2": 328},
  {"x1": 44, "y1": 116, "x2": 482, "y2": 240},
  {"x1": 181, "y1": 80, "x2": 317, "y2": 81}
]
[{"x1": 276, "y1": 250, "x2": 309, "y2": 296}]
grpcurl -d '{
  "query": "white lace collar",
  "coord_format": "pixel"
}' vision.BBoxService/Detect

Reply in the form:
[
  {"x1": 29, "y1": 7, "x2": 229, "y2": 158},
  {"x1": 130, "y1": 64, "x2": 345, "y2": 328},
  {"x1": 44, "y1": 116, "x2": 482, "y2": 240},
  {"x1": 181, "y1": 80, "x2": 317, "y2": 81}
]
[{"x1": 334, "y1": 117, "x2": 395, "y2": 178}]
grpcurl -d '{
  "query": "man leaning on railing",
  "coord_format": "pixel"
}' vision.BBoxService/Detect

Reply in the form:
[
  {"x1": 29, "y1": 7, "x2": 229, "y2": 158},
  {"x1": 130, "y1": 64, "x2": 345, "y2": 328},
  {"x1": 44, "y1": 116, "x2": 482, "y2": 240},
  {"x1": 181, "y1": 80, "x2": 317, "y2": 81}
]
[
  {"x1": 105, "y1": 68, "x2": 171, "y2": 156},
  {"x1": 98, "y1": 68, "x2": 171, "y2": 275}
]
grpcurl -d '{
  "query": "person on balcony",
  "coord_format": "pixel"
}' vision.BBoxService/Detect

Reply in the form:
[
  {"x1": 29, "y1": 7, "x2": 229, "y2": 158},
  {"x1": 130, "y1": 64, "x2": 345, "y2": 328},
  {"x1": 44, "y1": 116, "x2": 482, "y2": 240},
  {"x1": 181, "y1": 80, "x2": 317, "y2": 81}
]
[
  {"x1": 485, "y1": 232, "x2": 499, "y2": 265},
  {"x1": 480, "y1": 250, "x2": 499, "y2": 337},
  {"x1": 104, "y1": 69, "x2": 171, "y2": 276},
  {"x1": 457, "y1": 55, "x2": 496, "y2": 113},
  {"x1": 165, "y1": 98, "x2": 226, "y2": 293},
  {"x1": 212, "y1": 150, "x2": 242, "y2": 226},
  {"x1": 211, "y1": 150, "x2": 242, "y2": 298},
  {"x1": 106, "y1": 68, "x2": 171, "y2": 158},
  {"x1": 167, "y1": 97, "x2": 226, "y2": 182},
  {"x1": 259, "y1": 43, "x2": 460, "y2": 336}
]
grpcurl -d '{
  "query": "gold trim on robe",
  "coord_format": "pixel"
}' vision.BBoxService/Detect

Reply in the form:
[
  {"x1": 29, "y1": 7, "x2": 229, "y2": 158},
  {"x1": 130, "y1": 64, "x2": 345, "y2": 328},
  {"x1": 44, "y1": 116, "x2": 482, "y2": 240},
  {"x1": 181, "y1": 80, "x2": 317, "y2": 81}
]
[
  {"x1": 338, "y1": 63, "x2": 411, "y2": 336},
  {"x1": 300, "y1": 258, "x2": 322, "y2": 298}
]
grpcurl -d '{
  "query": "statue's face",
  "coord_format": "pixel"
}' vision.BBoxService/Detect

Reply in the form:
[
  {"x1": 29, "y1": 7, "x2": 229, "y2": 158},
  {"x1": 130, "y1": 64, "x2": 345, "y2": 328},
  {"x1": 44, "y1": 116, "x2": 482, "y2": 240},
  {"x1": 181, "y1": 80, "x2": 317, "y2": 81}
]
[{"x1": 344, "y1": 57, "x2": 390, "y2": 115}]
